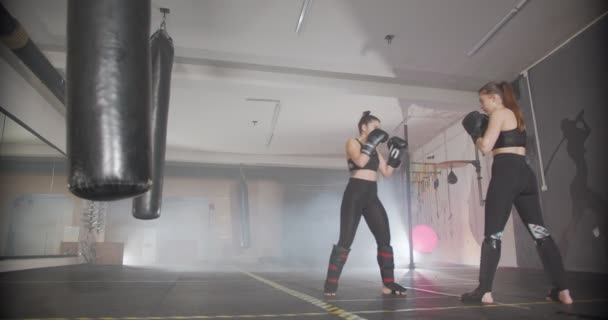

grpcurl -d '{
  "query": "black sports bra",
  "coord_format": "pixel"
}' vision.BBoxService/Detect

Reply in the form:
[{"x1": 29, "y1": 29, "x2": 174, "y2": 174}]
[
  {"x1": 493, "y1": 128, "x2": 526, "y2": 150},
  {"x1": 347, "y1": 139, "x2": 379, "y2": 171}
]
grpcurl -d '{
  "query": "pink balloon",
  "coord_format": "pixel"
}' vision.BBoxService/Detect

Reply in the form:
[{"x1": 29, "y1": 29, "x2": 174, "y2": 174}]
[{"x1": 412, "y1": 225, "x2": 438, "y2": 253}]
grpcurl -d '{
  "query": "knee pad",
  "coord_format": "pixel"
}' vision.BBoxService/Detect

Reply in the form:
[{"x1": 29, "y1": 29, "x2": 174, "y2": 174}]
[
  {"x1": 489, "y1": 231, "x2": 503, "y2": 240},
  {"x1": 483, "y1": 233, "x2": 502, "y2": 249},
  {"x1": 528, "y1": 223, "x2": 551, "y2": 240},
  {"x1": 535, "y1": 235, "x2": 555, "y2": 246}
]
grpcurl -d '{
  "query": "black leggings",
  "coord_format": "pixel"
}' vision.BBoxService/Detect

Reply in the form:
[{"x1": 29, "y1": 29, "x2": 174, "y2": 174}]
[
  {"x1": 480, "y1": 153, "x2": 567, "y2": 291},
  {"x1": 485, "y1": 154, "x2": 548, "y2": 236},
  {"x1": 337, "y1": 178, "x2": 390, "y2": 249}
]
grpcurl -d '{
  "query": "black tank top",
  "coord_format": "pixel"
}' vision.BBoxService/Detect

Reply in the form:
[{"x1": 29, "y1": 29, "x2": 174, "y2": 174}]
[
  {"x1": 493, "y1": 128, "x2": 526, "y2": 150},
  {"x1": 347, "y1": 139, "x2": 379, "y2": 171}
]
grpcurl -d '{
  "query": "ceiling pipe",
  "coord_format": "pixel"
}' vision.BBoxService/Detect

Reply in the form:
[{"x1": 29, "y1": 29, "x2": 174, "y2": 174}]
[
  {"x1": 467, "y1": 0, "x2": 529, "y2": 57},
  {"x1": 522, "y1": 9, "x2": 608, "y2": 74},
  {"x1": 0, "y1": 3, "x2": 66, "y2": 106},
  {"x1": 295, "y1": 0, "x2": 313, "y2": 34}
]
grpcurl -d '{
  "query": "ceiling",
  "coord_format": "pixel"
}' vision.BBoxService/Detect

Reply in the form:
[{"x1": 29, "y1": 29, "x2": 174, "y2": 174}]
[
  {"x1": 1, "y1": 0, "x2": 607, "y2": 168},
  {"x1": 0, "y1": 113, "x2": 63, "y2": 158}
]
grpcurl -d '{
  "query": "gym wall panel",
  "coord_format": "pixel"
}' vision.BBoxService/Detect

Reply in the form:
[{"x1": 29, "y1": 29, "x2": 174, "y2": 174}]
[
  {"x1": 515, "y1": 14, "x2": 608, "y2": 273},
  {"x1": 0, "y1": 160, "x2": 79, "y2": 258},
  {"x1": 411, "y1": 121, "x2": 518, "y2": 267},
  {"x1": 1, "y1": 158, "x2": 405, "y2": 269}
]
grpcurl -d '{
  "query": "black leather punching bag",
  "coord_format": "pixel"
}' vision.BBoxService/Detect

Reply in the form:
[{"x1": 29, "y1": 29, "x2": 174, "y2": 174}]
[
  {"x1": 66, "y1": 0, "x2": 152, "y2": 201},
  {"x1": 132, "y1": 29, "x2": 173, "y2": 220}
]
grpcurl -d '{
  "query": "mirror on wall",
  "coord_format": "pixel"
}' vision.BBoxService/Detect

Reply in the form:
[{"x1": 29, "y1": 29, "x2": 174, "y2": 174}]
[{"x1": 0, "y1": 110, "x2": 79, "y2": 258}]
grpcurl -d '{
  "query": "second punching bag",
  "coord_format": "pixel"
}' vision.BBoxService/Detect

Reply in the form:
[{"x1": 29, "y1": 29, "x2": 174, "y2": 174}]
[
  {"x1": 132, "y1": 28, "x2": 174, "y2": 220},
  {"x1": 66, "y1": 0, "x2": 152, "y2": 201}
]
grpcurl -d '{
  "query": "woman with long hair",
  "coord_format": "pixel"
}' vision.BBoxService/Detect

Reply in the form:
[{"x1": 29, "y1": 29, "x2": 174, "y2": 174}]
[{"x1": 460, "y1": 81, "x2": 573, "y2": 304}]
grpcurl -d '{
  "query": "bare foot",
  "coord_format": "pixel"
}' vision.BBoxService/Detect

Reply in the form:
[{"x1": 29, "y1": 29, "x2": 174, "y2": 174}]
[
  {"x1": 558, "y1": 289, "x2": 573, "y2": 304},
  {"x1": 546, "y1": 288, "x2": 573, "y2": 304},
  {"x1": 382, "y1": 285, "x2": 407, "y2": 296},
  {"x1": 481, "y1": 292, "x2": 493, "y2": 304},
  {"x1": 461, "y1": 288, "x2": 493, "y2": 304}
]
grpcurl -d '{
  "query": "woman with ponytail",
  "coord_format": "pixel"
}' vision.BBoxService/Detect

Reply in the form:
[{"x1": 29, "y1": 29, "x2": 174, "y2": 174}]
[{"x1": 460, "y1": 82, "x2": 573, "y2": 304}]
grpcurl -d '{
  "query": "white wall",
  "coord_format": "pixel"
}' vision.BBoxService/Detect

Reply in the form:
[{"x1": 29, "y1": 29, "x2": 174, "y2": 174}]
[
  {"x1": 411, "y1": 121, "x2": 517, "y2": 267},
  {"x1": 239, "y1": 179, "x2": 284, "y2": 263},
  {"x1": 102, "y1": 172, "x2": 293, "y2": 267}
]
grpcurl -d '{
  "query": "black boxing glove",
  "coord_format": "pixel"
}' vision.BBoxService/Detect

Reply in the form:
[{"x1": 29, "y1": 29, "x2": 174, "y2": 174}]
[
  {"x1": 462, "y1": 111, "x2": 489, "y2": 143},
  {"x1": 361, "y1": 129, "x2": 389, "y2": 156},
  {"x1": 387, "y1": 136, "x2": 407, "y2": 168}
]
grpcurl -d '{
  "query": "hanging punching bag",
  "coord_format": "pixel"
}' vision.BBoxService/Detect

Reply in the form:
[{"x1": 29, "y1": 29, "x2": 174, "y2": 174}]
[
  {"x1": 66, "y1": 0, "x2": 152, "y2": 201},
  {"x1": 132, "y1": 27, "x2": 174, "y2": 220},
  {"x1": 447, "y1": 169, "x2": 458, "y2": 185}
]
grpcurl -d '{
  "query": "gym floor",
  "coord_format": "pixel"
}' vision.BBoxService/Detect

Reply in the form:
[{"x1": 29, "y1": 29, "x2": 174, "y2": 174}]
[{"x1": 1, "y1": 264, "x2": 607, "y2": 320}]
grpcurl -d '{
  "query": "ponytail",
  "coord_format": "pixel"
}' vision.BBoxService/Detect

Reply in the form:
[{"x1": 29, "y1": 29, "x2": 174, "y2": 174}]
[
  {"x1": 500, "y1": 82, "x2": 525, "y2": 131},
  {"x1": 479, "y1": 81, "x2": 525, "y2": 132}
]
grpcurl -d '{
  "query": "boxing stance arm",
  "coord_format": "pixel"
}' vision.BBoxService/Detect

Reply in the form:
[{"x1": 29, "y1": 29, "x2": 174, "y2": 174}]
[
  {"x1": 346, "y1": 138, "x2": 371, "y2": 168},
  {"x1": 477, "y1": 110, "x2": 503, "y2": 154},
  {"x1": 377, "y1": 151, "x2": 395, "y2": 177}
]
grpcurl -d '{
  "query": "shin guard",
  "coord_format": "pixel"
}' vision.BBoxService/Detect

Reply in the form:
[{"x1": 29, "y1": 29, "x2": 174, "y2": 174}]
[
  {"x1": 377, "y1": 245, "x2": 407, "y2": 294},
  {"x1": 478, "y1": 237, "x2": 501, "y2": 293},
  {"x1": 324, "y1": 245, "x2": 350, "y2": 293}
]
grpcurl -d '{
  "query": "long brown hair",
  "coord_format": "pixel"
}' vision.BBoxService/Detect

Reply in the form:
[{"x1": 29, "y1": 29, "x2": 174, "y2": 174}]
[{"x1": 479, "y1": 81, "x2": 525, "y2": 131}]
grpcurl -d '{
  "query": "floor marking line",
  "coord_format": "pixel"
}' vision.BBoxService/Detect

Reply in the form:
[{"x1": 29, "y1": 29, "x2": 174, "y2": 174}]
[
  {"x1": 326, "y1": 296, "x2": 450, "y2": 302},
  {"x1": 404, "y1": 285, "x2": 531, "y2": 310},
  {"x1": 22, "y1": 298, "x2": 608, "y2": 320},
  {"x1": 0, "y1": 280, "x2": 258, "y2": 284},
  {"x1": 417, "y1": 269, "x2": 478, "y2": 282},
  {"x1": 26, "y1": 313, "x2": 332, "y2": 320},
  {"x1": 350, "y1": 298, "x2": 608, "y2": 315},
  {"x1": 402, "y1": 286, "x2": 461, "y2": 297},
  {"x1": 414, "y1": 281, "x2": 480, "y2": 287},
  {"x1": 237, "y1": 269, "x2": 367, "y2": 320},
  {"x1": 494, "y1": 301, "x2": 531, "y2": 310}
]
